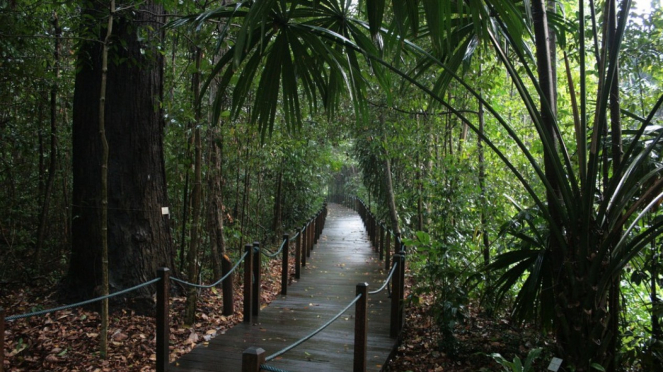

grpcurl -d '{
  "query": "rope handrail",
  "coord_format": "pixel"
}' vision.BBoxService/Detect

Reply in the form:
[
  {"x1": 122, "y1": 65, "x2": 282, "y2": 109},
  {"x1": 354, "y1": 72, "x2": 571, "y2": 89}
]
[
  {"x1": 260, "y1": 238, "x2": 287, "y2": 258},
  {"x1": 287, "y1": 207, "x2": 324, "y2": 242},
  {"x1": 170, "y1": 251, "x2": 249, "y2": 289},
  {"x1": 369, "y1": 262, "x2": 398, "y2": 295},
  {"x1": 260, "y1": 365, "x2": 291, "y2": 372},
  {"x1": 5, "y1": 277, "x2": 161, "y2": 322},
  {"x1": 264, "y1": 293, "x2": 363, "y2": 362}
]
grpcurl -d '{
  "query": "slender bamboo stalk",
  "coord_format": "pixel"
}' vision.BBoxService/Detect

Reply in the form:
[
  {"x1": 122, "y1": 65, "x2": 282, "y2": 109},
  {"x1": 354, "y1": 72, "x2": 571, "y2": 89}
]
[
  {"x1": 36, "y1": 11, "x2": 61, "y2": 266},
  {"x1": 99, "y1": 0, "x2": 115, "y2": 358}
]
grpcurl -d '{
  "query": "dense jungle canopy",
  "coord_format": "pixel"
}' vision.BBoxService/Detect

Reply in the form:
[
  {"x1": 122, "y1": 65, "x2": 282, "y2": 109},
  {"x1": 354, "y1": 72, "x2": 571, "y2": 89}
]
[{"x1": 1, "y1": 0, "x2": 663, "y2": 370}]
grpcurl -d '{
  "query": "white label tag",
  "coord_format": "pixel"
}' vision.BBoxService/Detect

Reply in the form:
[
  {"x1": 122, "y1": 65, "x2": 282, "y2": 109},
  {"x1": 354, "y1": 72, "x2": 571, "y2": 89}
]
[
  {"x1": 548, "y1": 357, "x2": 563, "y2": 371},
  {"x1": 161, "y1": 207, "x2": 170, "y2": 216}
]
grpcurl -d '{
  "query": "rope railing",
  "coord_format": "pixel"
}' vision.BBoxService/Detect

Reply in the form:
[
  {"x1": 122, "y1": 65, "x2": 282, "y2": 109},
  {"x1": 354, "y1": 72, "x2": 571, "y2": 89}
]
[
  {"x1": 170, "y1": 251, "x2": 249, "y2": 289},
  {"x1": 0, "y1": 201, "x2": 351, "y2": 372},
  {"x1": 265, "y1": 293, "x2": 362, "y2": 361},
  {"x1": 1, "y1": 271, "x2": 171, "y2": 372},
  {"x1": 368, "y1": 262, "x2": 397, "y2": 295},
  {"x1": 260, "y1": 238, "x2": 287, "y2": 258},
  {"x1": 351, "y1": 195, "x2": 406, "y2": 339},
  {"x1": 4, "y1": 277, "x2": 161, "y2": 322},
  {"x1": 260, "y1": 365, "x2": 291, "y2": 372},
  {"x1": 243, "y1": 282, "x2": 370, "y2": 372},
  {"x1": 241, "y1": 198, "x2": 403, "y2": 372},
  {"x1": 242, "y1": 283, "x2": 368, "y2": 372}
]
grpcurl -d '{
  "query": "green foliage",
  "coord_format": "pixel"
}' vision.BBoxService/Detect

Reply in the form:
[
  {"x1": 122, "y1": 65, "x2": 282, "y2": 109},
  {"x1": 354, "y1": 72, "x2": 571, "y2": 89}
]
[
  {"x1": 489, "y1": 347, "x2": 542, "y2": 372},
  {"x1": 0, "y1": 1, "x2": 76, "y2": 278},
  {"x1": 487, "y1": 201, "x2": 555, "y2": 328},
  {"x1": 404, "y1": 231, "x2": 472, "y2": 356}
]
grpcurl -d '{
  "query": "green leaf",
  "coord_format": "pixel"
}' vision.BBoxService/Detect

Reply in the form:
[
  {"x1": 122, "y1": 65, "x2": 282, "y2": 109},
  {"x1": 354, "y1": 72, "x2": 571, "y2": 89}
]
[
  {"x1": 591, "y1": 363, "x2": 606, "y2": 372},
  {"x1": 366, "y1": 0, "x2": 385, "y2": 38}
]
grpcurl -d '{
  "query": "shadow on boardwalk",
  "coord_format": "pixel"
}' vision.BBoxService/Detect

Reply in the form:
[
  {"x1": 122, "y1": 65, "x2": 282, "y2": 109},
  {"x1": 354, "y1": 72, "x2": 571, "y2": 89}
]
[{"x1": 171, "y1": 203, "x2": 396, "y2": 371}]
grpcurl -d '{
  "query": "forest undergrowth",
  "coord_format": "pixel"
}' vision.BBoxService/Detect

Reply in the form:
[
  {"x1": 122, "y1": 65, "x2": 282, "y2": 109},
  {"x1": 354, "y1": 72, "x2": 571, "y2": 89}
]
[
  {"x1": 386, "y1": 279, "x2": 556, "y2": 372},
  {"x1": 2, "y1": 255, "x2": 553, "y2": 371}
]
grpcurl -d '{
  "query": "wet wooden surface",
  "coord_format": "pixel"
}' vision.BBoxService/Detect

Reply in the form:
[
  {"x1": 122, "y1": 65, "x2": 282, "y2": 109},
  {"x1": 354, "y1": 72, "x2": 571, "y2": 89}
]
[{"x1": 171, "y1": 203, "x2": 396, "y2": 371}]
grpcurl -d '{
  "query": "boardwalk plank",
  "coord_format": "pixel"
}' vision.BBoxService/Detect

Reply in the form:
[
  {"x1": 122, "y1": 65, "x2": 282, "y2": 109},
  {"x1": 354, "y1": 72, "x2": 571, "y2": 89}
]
[{"x1": 171, "y1": 203, "x2": 396, "y2": 372}]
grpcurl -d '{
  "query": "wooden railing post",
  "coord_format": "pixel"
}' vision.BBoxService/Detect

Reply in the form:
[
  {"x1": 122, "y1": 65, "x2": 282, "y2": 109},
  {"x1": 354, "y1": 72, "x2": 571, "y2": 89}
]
[
  {"x1": 385, "y1": 231, "x2": 391, "y2": 271},
  {"x1": 398, "y1": 252, "x2": 406, "y2": 330},
  {"x1": 374, "y1": 218, "x2": 380, "y2": 253},
  {"x1": 1, "y1": 307, "x2": 5, "y2": 372},
  {"x1": 373, "y1": 216, "x2": 377, "y2": 250},
  {"x1": 394, "y1": 232, "x2": 402, "y2": 256},
  {"x1": 360, "y1": 206, "x2": 365, "y2": 228},
  {"x1": 242, "y1": 346, "x2": 265, "y2": 372},
  {"x1": 252, "y1": 241, "x2": 261, "y2": 317},
  {"x1": 156, "y1": 268, "x2": 170, "y2": 372},
  {"x1": 379, "y1": 224, "x2": 384, "y2": 261},
  {"x1": 315, "y1": 213, "x2": 319, "y2": 244},
  {"x1": 307, "y1": 220, "x2": 313, "y2": 256},
  {"x1": 390, "y1": 254, "x2": 404, "y2": 338},
  {"x1": 281, "y1": 234, "x2": 289, "y2": 295},
  {"x1": 314, "y1": 212, "x2": 319, "y2": 244},
  {"x1": 243, "y1": 244, "x2": 253, "y2": 324},
  {"x1": 302, "y1": 223, "x2": 309, "y2": 264},
  {"x1": 222, "y1": 254, "x2": 234, "y2": 316},
  {"x1": 354, "y1": 283, "x2": 368, "y2": 372},
  {"x1": 296, "y1": 226, "x2": 303, "y2": 275},
  {"x1": 367, "y1": 213, "x2": 372, "y2": 247}
]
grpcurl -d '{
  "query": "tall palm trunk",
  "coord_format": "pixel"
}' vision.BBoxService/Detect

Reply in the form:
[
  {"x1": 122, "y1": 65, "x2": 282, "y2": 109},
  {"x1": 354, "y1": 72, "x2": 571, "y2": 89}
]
[
  {"x1": 532, "y1": 0, "x2": 573, "y2": 366},
  {"x1": 184, "y1": 47, "x2": 203, "y2": 325}
]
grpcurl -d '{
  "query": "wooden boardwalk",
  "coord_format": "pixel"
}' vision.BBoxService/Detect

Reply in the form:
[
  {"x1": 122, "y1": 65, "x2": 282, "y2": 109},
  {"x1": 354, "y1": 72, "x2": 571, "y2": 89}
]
[{"x1": 171, "y1": 203, "x2": 396, "y2": 371}]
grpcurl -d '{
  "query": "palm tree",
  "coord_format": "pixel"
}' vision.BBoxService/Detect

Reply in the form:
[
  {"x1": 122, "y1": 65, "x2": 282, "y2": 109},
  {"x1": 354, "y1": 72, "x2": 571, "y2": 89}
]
[{"x1": 175, "y1": 0, "x2": 663, "y2": 370}]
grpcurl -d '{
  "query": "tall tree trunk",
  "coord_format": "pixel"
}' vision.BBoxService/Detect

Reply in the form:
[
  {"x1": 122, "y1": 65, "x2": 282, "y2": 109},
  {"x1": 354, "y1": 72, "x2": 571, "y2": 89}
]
[
  {"x1": 207, "y1": 22, "x2": 230, "y2": 282},
  {"x1": 254, "y1": 161, "x2": 263, "y2": 239},
  {"x1": 239, "y1": 137, "x2": 252, "y2": 248},
  {"x1": 60, "y1": 104, "x2": 71, "y2": 248},
  {"x1": 69, "y1": 0, "x2": 173, "y2": 311},
  {"x1": 207, "y1": 126, "x2": 225, "y2": 282},
  {"x1": 36, "y1": 12, "x2": 61, "y2": 266},
  {"x1": 38, "y1": 93, "x2": 46, "y2": 203},
  {"x1": 383, "y1": 156, "x2": 400, "y2": 237},
  {"x1": 457, "y1": 123, "x2": 468, "y2": 155},
  {"x1": 416, "y1": 150, "x2": 423, "y2": 232},
  {"x1": 233, "y1": 135, "x2": 242, "y2": 219},
  {"x1": 185, "y1": 47, "x2": 203, "y2": 325},
  {"x1": 377, "y1": 112, "x2": 400, "y2": 236},
  {"x1": 179, "y1": 168, "x2": 190, "y2": 273},
  {"x1": 271, "y1": 160, "x2": 284, "y2": 243}
]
